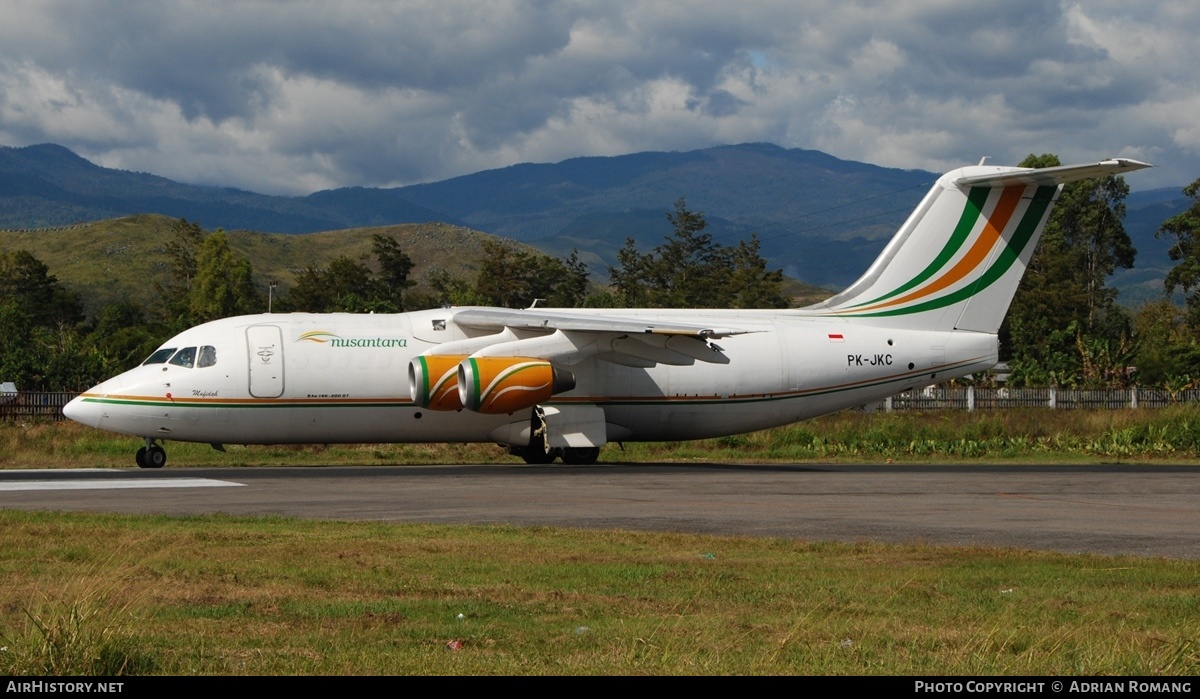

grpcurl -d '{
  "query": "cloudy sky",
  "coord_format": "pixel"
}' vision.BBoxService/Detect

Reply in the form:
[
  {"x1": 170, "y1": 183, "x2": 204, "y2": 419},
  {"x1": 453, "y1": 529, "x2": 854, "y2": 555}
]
[{"x1": 1, "y1": 1, "x2": 1196, "y2": 194}]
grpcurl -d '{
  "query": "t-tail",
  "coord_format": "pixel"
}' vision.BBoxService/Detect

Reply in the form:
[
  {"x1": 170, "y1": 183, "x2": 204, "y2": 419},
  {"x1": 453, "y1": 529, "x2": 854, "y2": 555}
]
[{"x1": 808, "y1": 158, "x2": 1152, "y2": 333}]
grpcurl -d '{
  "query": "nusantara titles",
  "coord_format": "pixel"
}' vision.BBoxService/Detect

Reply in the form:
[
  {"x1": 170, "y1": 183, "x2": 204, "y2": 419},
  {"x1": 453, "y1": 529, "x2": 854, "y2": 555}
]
[{"x1": 328, "y1": 337, "x2": 409, "y2": 348}]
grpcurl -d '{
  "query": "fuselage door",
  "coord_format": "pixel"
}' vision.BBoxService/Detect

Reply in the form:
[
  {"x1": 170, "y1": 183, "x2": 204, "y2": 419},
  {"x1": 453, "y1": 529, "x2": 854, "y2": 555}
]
[{"x1": 246, "y1": 325, "x2": 284, "y2": 398}]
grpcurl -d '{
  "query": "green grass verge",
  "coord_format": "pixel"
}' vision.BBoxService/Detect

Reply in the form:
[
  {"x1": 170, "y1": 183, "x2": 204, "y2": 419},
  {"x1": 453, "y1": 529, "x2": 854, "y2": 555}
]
[
  {"x1": 0, "y1": 510, "x2": 1196, "y2": 675},
  {"x1": 612, "y1": 406, "x2": 1200, "y2": 464},
  {"x1": 7, "y1": 406, "x2": 1200, "y2": 468}
]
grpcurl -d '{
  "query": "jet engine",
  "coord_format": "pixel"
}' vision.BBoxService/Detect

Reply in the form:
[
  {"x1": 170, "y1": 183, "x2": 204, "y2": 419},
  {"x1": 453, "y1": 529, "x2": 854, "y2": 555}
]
[
  {"x1": 408, "y1": 355, "x2": 469, "y2": 410},
  {"x1": 457, "y1": 357, "x2": 576, "y2": 414}
]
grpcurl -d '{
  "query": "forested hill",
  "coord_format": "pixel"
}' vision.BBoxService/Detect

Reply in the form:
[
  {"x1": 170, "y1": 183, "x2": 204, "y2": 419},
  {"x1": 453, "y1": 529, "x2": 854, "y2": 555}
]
[
  {"x1": 0, "y1": 143, "x2": 444, "y2": 233},
  {"x1": 390, "y1": 144, "x2": 936, "y2": 288},
  {"x1": 0, "y1": 142, "x2": 933, "y2": 288},
  {"x1": 0, "y1": 142, "x2": 1190, "y2": 294}
]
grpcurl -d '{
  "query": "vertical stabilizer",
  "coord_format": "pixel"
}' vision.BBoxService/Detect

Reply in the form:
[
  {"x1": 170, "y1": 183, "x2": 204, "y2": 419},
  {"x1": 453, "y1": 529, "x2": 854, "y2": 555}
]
[{"x1": 806, "y1": 159, "x2": 1151, "y2": 334}]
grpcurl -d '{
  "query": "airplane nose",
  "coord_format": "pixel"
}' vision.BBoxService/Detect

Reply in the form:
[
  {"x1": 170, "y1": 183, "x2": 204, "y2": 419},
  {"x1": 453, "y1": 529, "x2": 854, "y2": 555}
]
[{"x1": 63, "y1": 394, "x2": 103, "y2": 428}]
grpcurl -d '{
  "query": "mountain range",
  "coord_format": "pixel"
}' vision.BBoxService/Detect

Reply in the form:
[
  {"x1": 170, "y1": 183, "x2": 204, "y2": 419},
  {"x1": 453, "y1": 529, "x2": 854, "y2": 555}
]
[{"x1": 0, "y1": 142, "x2": 1191, "y2": 300}]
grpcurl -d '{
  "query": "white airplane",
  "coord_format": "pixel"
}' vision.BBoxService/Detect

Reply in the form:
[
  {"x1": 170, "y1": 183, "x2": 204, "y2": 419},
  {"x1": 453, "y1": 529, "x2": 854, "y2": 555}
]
[{"x1": 64, "y1": 158, "x2": 1151, "y2": 468}]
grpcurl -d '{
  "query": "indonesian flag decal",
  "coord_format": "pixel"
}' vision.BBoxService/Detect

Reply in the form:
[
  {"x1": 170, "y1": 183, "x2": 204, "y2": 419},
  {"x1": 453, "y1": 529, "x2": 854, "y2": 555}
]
[{"x1": 828, "y1": 333, "x2": 845, "y2": 342}]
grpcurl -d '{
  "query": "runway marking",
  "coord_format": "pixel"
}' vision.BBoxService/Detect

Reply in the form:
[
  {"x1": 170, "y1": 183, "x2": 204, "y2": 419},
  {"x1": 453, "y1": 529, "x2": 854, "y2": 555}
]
[
  {"x1": 2, "y1": 468, "x2": 117, "y2": 473},
  {"x1": 0, "y1": 479, "x2": 245, "y2": 492}
]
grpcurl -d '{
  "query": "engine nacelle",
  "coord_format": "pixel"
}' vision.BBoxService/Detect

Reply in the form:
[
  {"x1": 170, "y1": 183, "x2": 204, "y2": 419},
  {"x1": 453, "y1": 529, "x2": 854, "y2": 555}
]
[
  {"x1": 458, "y1": 357, "x2": 576, "y2": 414},
  {"x1": 409, "y1": 355, "x2": 468, "y2": 410}
]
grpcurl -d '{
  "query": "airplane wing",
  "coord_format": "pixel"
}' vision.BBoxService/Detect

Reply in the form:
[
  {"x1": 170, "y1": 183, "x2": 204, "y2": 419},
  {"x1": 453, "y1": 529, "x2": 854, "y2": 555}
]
[
  {"x1": 451, "y1": 307, "x2": 751, "y2": 339},
  {"x1": 425, "y1": 307, "x2": 760, "y2": 367},
  {"x1": 953, "y1": 158, "x2": 1152, "y2": 188},
  {"x1": 409, "y1": 307, "x2": 762, "y2": 443}
]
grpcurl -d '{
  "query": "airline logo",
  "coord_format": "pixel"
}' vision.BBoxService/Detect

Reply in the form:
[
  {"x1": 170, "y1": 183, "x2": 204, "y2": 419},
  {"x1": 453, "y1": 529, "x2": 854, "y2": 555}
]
[
  {"x1": 828, "y1": 184, "x2": 1056, "y2": 318},
  {"x1": 297, "y1": 330, "x2": 409, "y2": 348}
]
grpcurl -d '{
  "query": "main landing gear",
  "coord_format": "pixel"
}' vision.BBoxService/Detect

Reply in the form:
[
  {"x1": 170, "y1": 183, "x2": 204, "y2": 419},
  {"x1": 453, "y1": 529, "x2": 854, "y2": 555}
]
[
  {"x1": 509, "y1": 443, "x2": 601, "y2": 465},
  {"x1": 508, "y1": 409, "x2": 601, "y2": 465},
  {"x1": 135, "y1": 438, "x2": 167, "y2": 469}
]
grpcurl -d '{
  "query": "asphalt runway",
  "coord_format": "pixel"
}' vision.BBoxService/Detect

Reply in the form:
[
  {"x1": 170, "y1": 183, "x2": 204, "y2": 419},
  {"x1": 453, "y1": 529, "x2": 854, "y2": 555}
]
[{"x1": 2, "y1": 463, "x2": 1198, "y2": 559}]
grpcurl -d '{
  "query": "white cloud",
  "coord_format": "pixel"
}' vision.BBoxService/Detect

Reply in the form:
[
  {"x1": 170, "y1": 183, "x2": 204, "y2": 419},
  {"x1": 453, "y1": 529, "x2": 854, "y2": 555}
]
[{"x1": 0, "y1": 0, "x2": 1195, "y2": 193}]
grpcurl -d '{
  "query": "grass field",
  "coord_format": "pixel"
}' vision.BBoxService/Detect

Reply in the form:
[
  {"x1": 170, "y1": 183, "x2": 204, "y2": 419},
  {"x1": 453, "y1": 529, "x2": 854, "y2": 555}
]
[
  {"x1": 2, "y1": 410, "x2": 1198, "y2": 675},
  {"x1": 0, "y1": 510, "x2": 1196, "y2": 676},
  {"x1": 6, "y1": 406, "x2": 1200, "y2": 469}
]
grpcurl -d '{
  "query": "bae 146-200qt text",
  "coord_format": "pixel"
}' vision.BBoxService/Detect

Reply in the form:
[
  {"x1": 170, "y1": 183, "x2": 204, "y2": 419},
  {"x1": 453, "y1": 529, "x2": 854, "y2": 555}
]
[{"x1": 64, "y1": 158, "x2": 1151, "y2": 468}]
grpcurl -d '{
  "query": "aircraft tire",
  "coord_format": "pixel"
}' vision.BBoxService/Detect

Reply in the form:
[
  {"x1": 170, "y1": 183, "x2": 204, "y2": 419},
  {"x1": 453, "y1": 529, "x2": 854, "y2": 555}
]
[
  {"x1": 561, "y1": 447, "x2": 600, "y2": 465},
  {"x1": 145, "y1": 445, "x2": 167, "y2": 469},
  {"x1": 520, "y1": 447, "x2": 557, "y2": 465},
  {"x1": 135, "y1": 447, "x2": 148, "y2": 469}
]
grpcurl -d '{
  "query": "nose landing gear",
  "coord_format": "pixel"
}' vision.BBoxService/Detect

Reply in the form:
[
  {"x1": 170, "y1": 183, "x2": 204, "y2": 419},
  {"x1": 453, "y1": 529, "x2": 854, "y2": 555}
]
[{"x1": 135, "y1": 438, "x2": 167, "y2": 469}]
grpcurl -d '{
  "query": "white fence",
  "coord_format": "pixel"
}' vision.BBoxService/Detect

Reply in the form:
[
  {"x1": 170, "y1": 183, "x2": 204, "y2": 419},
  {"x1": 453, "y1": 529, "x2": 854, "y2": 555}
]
[
  {"x1": 0, "y1": 392, "x2": 77, "y2": 421},
  {"x1": 880, "y1": 386, "x2": 1200, "y2": 411}
]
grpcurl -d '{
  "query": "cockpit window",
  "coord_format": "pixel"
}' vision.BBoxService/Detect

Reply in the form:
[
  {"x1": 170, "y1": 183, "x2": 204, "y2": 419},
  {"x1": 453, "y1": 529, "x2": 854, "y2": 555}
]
[
  {"x1": 142, "y1": 348, "x2": 177, "y2": 365},
  {"x1": 197, "y1": 345, "x2": 217, "y2": 368},
  {"x1": 168, "y1": 347, "x2": 197, "y2": 368}
]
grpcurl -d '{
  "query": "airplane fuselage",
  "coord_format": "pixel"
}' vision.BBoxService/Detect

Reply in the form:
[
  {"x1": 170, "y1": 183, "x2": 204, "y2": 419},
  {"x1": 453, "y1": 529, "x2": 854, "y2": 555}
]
[{"x1": 68, "y1": 307, "x2": 997, "y2": 446}]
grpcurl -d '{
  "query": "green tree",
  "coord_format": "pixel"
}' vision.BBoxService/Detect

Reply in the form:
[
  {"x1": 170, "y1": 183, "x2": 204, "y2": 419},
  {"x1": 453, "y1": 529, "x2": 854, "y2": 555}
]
[
  {"x1": 282, "y1": 239, "x2": 423, "y2": 313},
  {"x1": 424, "y1": 268, "x2": 486, "y2": 307},
  {"x1": 0, "y1": 295, "x2": 109, "y2": 391},
  {"x1": 1157, "y1": 177, "x2": 1200, "y2": 324},
  {"x1": 36, "y1": 326, "x2": 109, "y2": 391},
  {"x1": 154, "y1": 218, "x2": 205, "y2": 324},
  {"x1": 654, "y1": 198, "x2": 734, "y2": 307},
  {"x1": 608, "y1": 198, "x2": 787, "y2": 309},
  {"x1": 86, "y1": 301, "x2": 165, "y2": 373},
  {"x1": 1130, "y1": 299, "x2": 1200, "y2": 385},
  {"x1": 1002, "y1": 154, "x2": 1137, "y2": 385},
  {"x1": 0, "y1": 250, "x2": 110, "y2": 390},
  {"x1": 371, "y1": 234, "x2": 415, "y2": 310},
  {"x1": 549, "y1": 251, "x2": 592, "y2": 307},
  {"x1": 610, "y1": 237, "x2": 653, "y2": 307},
  {"x1": 188, "y1": 231, "x2": 261, "y2": 323},
  {"x1": 0, "y1": 298, "x2": 41, "y2": 387},
  {"x1": 728, "y1": 235, "x2": 788, "y2": 309},
  {"x1": 284, "y1": 256, "x2": 387, "y2": 313},
  {"x1": 473, "y1": 240, "x2": 592, "y2": 309},
  {"x1": 473, "y1": 241, "x2": 531, "y2": 308},
  {"x1": 0, "y1": 249, "x2": 83, "y2": 328},
  {"x1": 282, "y1": 265, "x2": 332, "y2": 312},
  {"x1": 1005, "y1": 319, "x2": 1083, "y2": 387}
]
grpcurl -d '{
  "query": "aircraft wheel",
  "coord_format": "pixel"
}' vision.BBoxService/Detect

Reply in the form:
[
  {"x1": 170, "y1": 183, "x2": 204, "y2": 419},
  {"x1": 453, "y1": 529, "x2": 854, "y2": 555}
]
[
  {"x1": 520, "y1": 447, "x2": 557, "y2": 465},
  {"x1": 561, "y1": 447, "x2": 600, "y2": 465},
  {"x1": 518, "y1": 446, "x2": 559, "y2": 468},
  {"x1": 135, "y1": 447, "x2": 149, "y2": 469},
  {"x1": 145, "y1": 445, "x2": 167, "y2": 469}
]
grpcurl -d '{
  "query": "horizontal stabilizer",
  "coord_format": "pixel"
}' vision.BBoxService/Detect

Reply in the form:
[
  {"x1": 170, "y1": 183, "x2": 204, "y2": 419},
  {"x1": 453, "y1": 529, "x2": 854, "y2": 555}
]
[{"x1": 953, "y1": 158, "x2": 1151, "y2": 188}]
